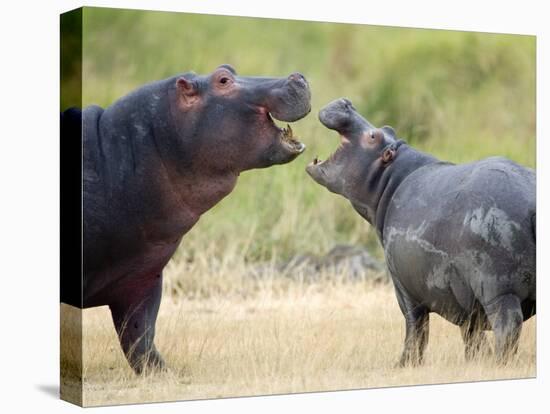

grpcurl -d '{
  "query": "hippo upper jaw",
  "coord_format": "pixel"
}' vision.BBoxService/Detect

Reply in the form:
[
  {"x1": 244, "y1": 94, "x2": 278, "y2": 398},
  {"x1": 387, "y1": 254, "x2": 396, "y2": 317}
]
[
  {"x1": 257, "y1": 72, "x2": 312, "y2": 123},
  {"x1": 318, "y1": 98, "x2": 373, "y2": 137}
]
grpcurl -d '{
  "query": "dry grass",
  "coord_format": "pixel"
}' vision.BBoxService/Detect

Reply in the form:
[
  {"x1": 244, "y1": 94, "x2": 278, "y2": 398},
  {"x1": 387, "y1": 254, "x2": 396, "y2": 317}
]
[{"x1": 61, "y1": 270, "x2": 536, "y2": 407}]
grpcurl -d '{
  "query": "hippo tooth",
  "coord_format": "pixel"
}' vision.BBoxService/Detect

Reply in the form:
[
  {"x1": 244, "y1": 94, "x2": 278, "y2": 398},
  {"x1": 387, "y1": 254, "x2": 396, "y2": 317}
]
[{"x1": 287, "y1": 124, "x2": 293, "y2": 137}]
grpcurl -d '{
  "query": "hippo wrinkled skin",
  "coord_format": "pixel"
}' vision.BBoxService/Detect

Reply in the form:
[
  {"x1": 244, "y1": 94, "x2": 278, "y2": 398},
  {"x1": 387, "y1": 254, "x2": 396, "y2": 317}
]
[
  {"x1": 61, "y1": 64, "x2": 311, "y2": 373},
  {"x1": 306, "y1": 98, "x2": 535, "y2": 365}
]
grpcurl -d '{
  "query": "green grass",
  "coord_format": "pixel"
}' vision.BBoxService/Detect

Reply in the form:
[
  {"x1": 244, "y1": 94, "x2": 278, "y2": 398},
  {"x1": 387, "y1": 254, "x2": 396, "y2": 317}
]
[{"x1": 78, "y1": 7, "x2": 536, "y2": 262}]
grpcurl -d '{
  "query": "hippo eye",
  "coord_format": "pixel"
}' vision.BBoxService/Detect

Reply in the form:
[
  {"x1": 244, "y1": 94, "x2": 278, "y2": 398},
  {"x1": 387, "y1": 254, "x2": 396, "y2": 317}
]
[
  {"x1": 219, "y1": 76, "x2": 233, "y2": 86},
  {"x1": 370, "y1": 130, "x2": 383, "y2": 140}
]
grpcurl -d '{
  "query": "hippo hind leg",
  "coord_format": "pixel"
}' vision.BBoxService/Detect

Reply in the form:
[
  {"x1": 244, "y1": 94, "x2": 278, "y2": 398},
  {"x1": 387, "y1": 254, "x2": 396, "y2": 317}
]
[
  {"x1": 460, "y1": 309, "x2": 491, "y2": 361},
  {"x1": 482, "y1": 293, "x2": 523, "y2": 364},
  {"x1": 109, "y1": 273, "x2": 166, "y2": 374}
]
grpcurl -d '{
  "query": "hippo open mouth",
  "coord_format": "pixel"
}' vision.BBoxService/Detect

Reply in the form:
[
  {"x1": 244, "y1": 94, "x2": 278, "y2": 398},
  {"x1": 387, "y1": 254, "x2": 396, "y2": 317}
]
[
  {"x1": 309, "y1": 133, "x2": 349, "y2": 167},
  {"x1": 263, "y1": 86, "x2": 309, "y2": 157},
  {"x1": 256, "y1": 70, "x2": 310, "y2": 162},
  {"x1": 306, "y1": 98, "x2": 358, "y2": 172},
  {"x1": 306, "y1": 98, "x2": 368, "y2": 189},
  {"x1": 305, "y1": 132, "x2": 350, "y2": 192}
]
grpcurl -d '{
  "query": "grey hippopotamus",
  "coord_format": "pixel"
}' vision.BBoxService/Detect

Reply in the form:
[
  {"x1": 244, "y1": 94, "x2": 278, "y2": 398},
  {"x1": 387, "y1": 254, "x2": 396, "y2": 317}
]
[
  {"x1": 306, "y1": 98, "x2": 535, "y2": 365},
  {"x1": 61, "y1": 64, "x2": 311, "y2": 373}
]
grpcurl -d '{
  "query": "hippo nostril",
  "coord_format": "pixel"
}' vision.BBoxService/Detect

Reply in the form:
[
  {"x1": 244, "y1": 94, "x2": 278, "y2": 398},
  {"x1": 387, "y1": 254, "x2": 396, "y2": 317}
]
[
  {"x1": 341, "y1": 98, "x2": 353, "y2": 108},
  {"x1": 288, "y1": 72, "x2": 307, "y2": 85}
]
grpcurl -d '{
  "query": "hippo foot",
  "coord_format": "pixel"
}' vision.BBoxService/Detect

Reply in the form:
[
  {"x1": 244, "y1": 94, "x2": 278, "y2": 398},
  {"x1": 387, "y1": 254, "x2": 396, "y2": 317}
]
[
  {"x1": 463, "y1": 338, "x2": 493, "y2": 362},
  {"x1": 396, "y1": 353, "x2": 425, "y2": 368},
  {"x1": 131, "y1": 349, "x2": 167, "y2": 375}
]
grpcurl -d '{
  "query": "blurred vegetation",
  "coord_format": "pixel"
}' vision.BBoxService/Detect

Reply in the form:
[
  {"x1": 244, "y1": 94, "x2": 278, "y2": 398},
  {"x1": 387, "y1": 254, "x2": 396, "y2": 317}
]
[
  {"x1": 60, "y1": 8, "x2": 82, "y2": 111},
  {"x1": 80, "y1": 7, "x2": 535, "y2": 262}
]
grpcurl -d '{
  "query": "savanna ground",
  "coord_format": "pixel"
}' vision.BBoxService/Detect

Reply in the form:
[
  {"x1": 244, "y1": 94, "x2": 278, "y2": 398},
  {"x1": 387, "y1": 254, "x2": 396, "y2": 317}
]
[
  {"x1": 61, "y1": 274, "x2": 536, "y2": 406},
  {"x1": 61, "y1": 7, "x2": 536, "y2": 407}
]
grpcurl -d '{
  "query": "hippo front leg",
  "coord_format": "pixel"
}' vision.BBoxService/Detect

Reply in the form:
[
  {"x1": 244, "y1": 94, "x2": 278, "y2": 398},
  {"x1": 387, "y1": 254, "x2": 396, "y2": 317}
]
[
  {"x1": 398, "y1": 308, "x2": 429, "y2": 367},
  {"x1": 482, "y1": 294, "x2": 523, "y2": 363},
  {"x1": 109, "y1": 273, "x2": 165, "y2": 374},
  {"x1": 393, "y1": 282, "x2": 429, "y2": 366}
]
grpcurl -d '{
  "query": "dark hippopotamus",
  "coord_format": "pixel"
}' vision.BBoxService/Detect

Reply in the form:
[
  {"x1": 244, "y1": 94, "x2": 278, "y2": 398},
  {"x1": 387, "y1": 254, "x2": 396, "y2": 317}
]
[
  {"x1": 306, "y1": 98, "x2": 535, "y2": 365},
  {"x1": 61, "y1": 64, "x2": 311, "y2": 373}
]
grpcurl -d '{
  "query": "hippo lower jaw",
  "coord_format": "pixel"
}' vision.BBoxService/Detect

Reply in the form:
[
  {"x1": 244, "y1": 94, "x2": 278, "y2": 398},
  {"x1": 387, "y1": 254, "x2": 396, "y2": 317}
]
[
  {"x1": 278, "y1": 122, "x2": 306, "y2": 154},
  {"x1": 265, "y1": 110, "x2": 306, "y2": 158},
  {"x1": 305, "y1": 133, "x2": 350, "y2": 185}
]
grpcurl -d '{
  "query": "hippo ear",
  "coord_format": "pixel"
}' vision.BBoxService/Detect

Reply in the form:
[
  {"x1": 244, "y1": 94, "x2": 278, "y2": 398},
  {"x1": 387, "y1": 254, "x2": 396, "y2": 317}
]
[
  {"x1": 217, "y1": 63, "x2": 237, "y2": 75},
  {"x1": 176, "y1": 77, "x2": 199, "y2": 106},
  {"x1": 382, "y1": 147, "x2": 396, "y2": 163},
  {"x1": 176, "y1": 77, "x2": 197, "y2": 95},
  {"x1": 381, "y1": 125, "x2": 396, "y2": 138}
]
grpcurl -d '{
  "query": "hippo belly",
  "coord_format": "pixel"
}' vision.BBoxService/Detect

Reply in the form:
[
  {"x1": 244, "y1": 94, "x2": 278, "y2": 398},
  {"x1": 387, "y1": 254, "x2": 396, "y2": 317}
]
[
  {"x1": 384, "y1": 226, "x2": 476, "y2": 325},
  {"x1": 83, "y1": 239, "x2": 181, "y2": 308},
  {"x1": 383, "y1": 157, "x2": 536, "y2": 327}
]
